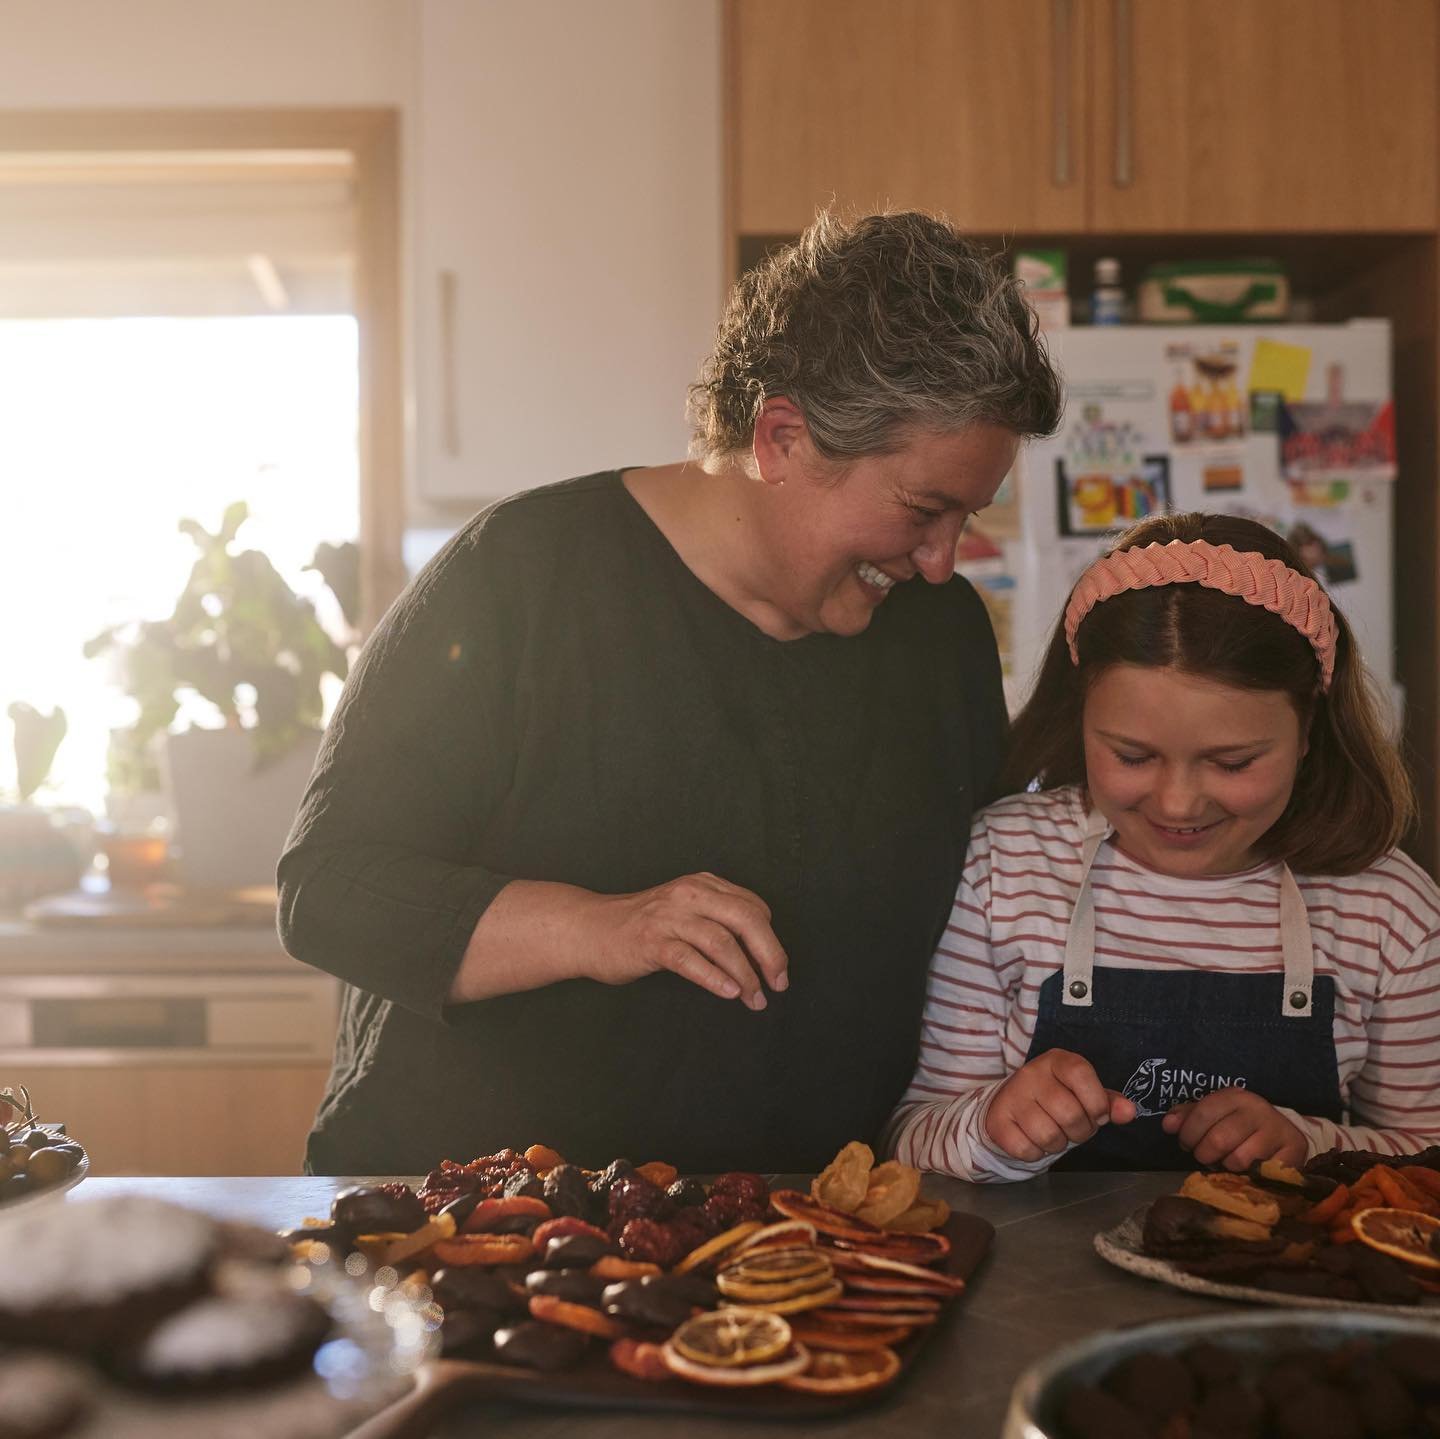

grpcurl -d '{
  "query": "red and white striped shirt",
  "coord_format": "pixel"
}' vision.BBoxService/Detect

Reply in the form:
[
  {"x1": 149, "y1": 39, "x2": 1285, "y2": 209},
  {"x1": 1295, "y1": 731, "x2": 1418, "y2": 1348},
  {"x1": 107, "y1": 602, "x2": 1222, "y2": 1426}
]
[{"x1": 888, "y1": 786, "x2": 1440, "y2": 1182}]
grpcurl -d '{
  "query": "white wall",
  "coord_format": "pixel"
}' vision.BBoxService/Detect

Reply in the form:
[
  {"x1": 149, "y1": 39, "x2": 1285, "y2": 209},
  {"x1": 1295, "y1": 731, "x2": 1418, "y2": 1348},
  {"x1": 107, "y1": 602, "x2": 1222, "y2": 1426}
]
[
  {"x1": 0, "y1": 0, "x2": 726, "y2": 532},
  {"x1": 0, "y1": 0, "x2": 412, "y2": 106}
]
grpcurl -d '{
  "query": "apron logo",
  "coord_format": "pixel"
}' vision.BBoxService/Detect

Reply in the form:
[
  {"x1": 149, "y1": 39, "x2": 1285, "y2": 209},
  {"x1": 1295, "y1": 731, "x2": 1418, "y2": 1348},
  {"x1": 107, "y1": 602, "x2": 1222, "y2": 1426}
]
[{"x1": 1121, "y1": 1058, "x2": 1248, "y2": 1118}]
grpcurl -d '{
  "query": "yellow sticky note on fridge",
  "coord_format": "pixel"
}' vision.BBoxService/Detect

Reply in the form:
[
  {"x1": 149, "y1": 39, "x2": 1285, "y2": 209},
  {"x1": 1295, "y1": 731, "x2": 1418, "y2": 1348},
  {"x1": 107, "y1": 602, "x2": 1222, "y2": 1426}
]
[{"x1": 1248, "y1": 339, "x2": 1311, "y2": 401}]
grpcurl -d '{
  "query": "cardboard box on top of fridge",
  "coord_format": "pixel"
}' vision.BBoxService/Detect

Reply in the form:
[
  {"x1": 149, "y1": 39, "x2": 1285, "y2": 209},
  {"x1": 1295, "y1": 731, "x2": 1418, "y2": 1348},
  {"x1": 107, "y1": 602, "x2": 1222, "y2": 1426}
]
[
  {"x1": 1015, "y1": 248, "x2": 1070, "y2": 330},
  {"x1": 1138, "y1": 259, "x2": 1290, "y2": 324}
]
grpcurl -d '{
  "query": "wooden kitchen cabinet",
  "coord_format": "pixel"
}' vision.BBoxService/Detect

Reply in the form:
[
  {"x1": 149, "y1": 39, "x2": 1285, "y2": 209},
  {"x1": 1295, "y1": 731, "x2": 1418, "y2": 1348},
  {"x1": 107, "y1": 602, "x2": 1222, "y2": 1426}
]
[
  {"x1": 728, "y1": 0, "x2": 1437, "y2": 241},
  {"x1": 29, "y1": 1064, "x2": 330, "y2": 1176},
  {"x1": 729, "y1": 0, "x2": 1087, "y2": 234},
  {"x1": 1089, "y1": 0, "x2": 1438, "y2": 233}
]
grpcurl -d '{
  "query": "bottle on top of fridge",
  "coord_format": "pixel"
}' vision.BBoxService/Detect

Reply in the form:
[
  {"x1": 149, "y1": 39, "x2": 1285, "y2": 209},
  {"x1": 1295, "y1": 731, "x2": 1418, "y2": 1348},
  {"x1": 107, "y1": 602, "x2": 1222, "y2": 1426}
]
[{"x1": 1092, "y1": 257, "x2": 1125, "y2": 325}]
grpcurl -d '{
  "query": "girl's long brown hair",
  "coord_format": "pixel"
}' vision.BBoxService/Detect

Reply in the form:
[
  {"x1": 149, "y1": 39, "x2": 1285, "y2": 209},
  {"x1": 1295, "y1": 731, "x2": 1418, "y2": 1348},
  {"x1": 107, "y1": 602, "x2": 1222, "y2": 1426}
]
[{"x1": 1002, "y1": 512, "x2": 1414, "y2": 875}]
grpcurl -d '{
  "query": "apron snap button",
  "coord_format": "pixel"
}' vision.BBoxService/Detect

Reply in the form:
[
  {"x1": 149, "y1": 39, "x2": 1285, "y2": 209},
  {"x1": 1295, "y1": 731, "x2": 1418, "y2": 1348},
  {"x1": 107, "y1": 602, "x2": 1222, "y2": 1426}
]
[
  {"x1": 1290, "y1": 990, "x2": 1309, "y2": 1010},
  {"x1": 1068, "y1": 980, "x2": 1088, "y2": 1000}
]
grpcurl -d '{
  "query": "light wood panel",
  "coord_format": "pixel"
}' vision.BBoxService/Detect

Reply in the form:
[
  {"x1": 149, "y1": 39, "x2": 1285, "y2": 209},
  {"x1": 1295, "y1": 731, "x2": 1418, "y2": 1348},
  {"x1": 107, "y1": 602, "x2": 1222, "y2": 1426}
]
[
  {"x1": 730, "y1": 0, "x2": 1088, "y2": 234},
  {"x1": 1089, "y1": 0, "x2": 1439, "y2": 233},
  {"x1": 24, "y1": 1064, "x2": 330, "y2": 1175}
]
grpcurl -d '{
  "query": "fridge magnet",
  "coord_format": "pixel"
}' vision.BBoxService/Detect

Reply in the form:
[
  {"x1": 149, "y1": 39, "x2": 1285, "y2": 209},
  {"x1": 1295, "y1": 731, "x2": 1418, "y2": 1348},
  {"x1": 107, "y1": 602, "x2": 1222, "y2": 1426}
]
[
  {"x1": 970, "y1": 573, "x2": 1017, "y2": 675},
  {"x1": 1055, "y1": 456, "x2": 1171, "y2": 537},
  {"x1": 979, "y1": 465, "x2": 1021, "y2": 540},
  {"x1": 1280, "y1": 398, "x2": 1396, "y2": 484},
  {"x1": 954, "y1": 521, "x2": 1003, "y2": 564},
  {"x1": 1247, "y1": 338, "x2": 1312, "y2": 402},
  {"x1": 1202, "y1": 459, "x2": 1244, "y2": 493},
  {"x1": 1288, "y1": 479, "x2": 1352, "y2": 509},
  {"x1": 1165, "y1": 343, "x2": 1246, "y2": 445},
  {"x1": 1323, "y1": 540, "x2": 1359, "y2": 585},
  {"x1": 1249, "y1": 390, "x2": 1285, "y2": 433},
  {"x1": 1287, "y1": 522, "x2": 1329, "y2": 574}
]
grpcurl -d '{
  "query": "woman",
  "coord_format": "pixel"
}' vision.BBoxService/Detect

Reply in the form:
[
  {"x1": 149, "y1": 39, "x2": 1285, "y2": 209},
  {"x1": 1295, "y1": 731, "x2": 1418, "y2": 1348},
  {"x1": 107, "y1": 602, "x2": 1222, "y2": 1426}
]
[{"x1": 278, "y1": 210, "x2": 1062, "y2": 1174}]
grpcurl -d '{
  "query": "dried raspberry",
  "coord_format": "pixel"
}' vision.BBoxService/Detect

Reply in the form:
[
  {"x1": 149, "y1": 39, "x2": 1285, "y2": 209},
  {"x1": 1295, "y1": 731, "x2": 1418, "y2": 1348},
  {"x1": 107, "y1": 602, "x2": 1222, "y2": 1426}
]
[
  {"x1": 667, "y1": 1210, "x2": 712, "y2": 1255},
  {"x1": 617, "y1": 1218, "x2": 686, "y2": 1269},
  {"x1": 708, "y1": 1172, "x2": 768, "y2": 1205},
  {"x1": 608, "y1": 1176, "x2": 673, "y2": 1224}
]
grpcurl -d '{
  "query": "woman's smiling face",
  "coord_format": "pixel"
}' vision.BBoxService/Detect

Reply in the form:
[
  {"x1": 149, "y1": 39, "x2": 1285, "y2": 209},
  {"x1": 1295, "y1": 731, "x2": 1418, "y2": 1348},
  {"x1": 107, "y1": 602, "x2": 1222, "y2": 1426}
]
[
  {"x1": 1083, "y1": 663, "x2": 1308, "y2": 877},
  {"x1": 751, "y1": 413, "x2": 1018, "y2": 640}
]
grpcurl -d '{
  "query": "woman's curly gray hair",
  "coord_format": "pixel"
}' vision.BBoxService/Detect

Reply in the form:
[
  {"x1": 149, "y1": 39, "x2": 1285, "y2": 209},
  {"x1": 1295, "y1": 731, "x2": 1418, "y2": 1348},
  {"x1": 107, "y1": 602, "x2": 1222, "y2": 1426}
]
[{"x1": 688, "y1": 209, "x2": 1063, "y2": 474}]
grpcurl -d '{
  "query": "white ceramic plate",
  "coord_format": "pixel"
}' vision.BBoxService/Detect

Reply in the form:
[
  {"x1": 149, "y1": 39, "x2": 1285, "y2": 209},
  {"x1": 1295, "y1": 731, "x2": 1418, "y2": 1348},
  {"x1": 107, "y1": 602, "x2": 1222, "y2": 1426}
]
[{"x1": 1094, "y1": 1204, "x2": 1440, "y2": 1315}]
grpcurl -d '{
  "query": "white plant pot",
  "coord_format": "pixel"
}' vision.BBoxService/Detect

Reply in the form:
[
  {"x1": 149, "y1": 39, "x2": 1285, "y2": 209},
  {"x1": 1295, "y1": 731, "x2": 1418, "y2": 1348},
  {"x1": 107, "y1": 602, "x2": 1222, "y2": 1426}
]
[{"x1": 161, "y1": 727, "x2": 321, "y2": 892}]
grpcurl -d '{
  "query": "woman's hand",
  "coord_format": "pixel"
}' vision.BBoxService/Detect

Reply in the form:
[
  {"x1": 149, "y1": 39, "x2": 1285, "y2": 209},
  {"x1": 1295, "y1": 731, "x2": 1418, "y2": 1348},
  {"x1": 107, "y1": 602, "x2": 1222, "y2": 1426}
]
[
  {"x1": 984, "y1": 1049, "x2": 1136, "y2": 1162},
  {"x1": 1161, "y1": 1088, "x2": 1306, "y2": 1171},
  {"x1": 450, "y1": 874, "x2": 787, "y2": 1007},
  {"x1": 584, "y1": 872, "x2": 788, "y2": 1010}
]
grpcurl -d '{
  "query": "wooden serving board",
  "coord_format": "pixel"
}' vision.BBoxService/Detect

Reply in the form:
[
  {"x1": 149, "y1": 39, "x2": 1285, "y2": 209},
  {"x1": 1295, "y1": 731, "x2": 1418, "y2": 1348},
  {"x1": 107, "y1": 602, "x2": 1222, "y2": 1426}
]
[{"x1": 345, "y1": 1209, "x2": 994, "y2": 1437}]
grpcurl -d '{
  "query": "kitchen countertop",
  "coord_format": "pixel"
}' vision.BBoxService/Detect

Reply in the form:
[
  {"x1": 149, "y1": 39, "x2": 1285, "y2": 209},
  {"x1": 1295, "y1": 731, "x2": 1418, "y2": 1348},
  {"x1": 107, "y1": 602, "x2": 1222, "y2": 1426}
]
[
  {"x1": 0, "y1": 919, "x2": 316, "y2": 974},
  {"x1": 74, "y1": 1170, "x2": 1235, "y2": 1436}
]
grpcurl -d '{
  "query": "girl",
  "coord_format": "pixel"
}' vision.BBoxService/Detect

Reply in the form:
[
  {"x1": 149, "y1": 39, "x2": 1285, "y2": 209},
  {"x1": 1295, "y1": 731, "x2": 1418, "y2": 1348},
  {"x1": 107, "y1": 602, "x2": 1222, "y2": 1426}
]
[{"x1": 889, "y1": 512, "x2": 1440, "y2": 1178}]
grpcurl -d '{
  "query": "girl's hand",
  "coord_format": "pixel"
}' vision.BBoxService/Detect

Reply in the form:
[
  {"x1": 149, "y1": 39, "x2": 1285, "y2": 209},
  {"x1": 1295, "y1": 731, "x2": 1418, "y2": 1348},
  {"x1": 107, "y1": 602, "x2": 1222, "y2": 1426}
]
[
  {"x1": 1161, "y1": 1088, "x2": 1306, "y2": 1171},
  {"x1": 984, "y1": 1049, "x2": 1136, "y2": 1162}
]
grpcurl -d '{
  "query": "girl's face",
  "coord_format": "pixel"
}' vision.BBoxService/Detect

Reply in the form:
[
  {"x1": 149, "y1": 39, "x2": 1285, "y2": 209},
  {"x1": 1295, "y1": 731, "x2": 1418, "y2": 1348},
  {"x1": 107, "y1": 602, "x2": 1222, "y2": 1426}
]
[{"x1": 1083, "y1": 664, "x2": 1307, "y2": 878}]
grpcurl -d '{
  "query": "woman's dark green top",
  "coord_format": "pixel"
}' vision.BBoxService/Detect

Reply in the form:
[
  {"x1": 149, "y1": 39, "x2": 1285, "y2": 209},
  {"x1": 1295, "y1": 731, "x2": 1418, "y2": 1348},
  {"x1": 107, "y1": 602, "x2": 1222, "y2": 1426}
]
[{"x1": 278, "y1": 471, "x2": 1006, "y2": 1175}]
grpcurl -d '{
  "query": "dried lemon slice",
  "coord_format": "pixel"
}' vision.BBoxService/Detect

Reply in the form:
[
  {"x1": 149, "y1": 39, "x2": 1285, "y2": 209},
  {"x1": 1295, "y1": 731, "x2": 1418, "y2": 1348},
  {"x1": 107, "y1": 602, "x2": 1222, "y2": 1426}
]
[
  {"x1": 662, "y1": 1341, "x2": 810, "y2": 1387},
  {"x1": 1352, "y1": 1207, "x2": 1440, "y2": 1270},
  {"x1": 669, "y1": 1308, "x2": 792, "y2": 1368}
]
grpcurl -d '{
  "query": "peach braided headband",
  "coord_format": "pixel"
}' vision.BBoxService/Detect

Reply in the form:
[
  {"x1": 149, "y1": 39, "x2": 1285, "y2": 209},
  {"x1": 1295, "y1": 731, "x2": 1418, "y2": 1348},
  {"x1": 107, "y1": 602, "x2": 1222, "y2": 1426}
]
[{"x1": 1064, "y1": 539, "x2": 1337, "y2": 691}]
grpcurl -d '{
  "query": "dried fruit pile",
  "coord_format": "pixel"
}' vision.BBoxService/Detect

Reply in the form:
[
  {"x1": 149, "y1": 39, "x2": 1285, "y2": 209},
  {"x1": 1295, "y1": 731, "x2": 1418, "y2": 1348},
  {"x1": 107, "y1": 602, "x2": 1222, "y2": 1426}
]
[
  {"x1": 1141, "y1": 1151, "x2": 1440, "y2": 1304},
  {"x1": 283, "y1": 1140, "x2": 961, "y2": 1396},
  {"x1": 0, "y1": 1084, "x2": 85, "y2": 1204}
]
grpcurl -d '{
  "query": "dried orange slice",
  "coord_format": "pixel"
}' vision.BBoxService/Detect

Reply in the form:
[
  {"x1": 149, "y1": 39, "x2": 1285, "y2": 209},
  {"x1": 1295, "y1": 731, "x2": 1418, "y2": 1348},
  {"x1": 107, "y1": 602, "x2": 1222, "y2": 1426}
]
[
  {"x1": 769, "y1": 1190, "x2": 886, "y2": 1242},
  {"x1": 789, "y1": 1320, "x2": 913, "y2": 1352},
  {"x1": 721, "y1": 1249, "x2": 830, "y2": 1284},
  {"x1": 721, "y1": 1279, "x2": 844, "y2": 1315},
  {"x1": 716, "y1": 1269, "x2": 835, "y2": 1303},
  {"x1": 669, "y1": 1308, "x2": 791, "y2": 1368},
  {"x1": 673, "y1": 1221, "x2": 764, "y2": 1275},
  {"x1": 731, "y1": 1219, "x2": 817, "y2": 1254},
  {"x1": 781, "y1": 1345, "x2": 901, "y2": 1394},
  {"x1": 1352, "y1": 1207, "x2": 1440, "y2": 1270}
]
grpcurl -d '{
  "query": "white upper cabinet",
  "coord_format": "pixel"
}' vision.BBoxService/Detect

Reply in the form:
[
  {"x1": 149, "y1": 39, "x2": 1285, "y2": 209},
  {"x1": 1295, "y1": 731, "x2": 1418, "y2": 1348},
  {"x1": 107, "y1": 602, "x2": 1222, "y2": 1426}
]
[{"x1": 412, "y1": 0, "x2": 726, "y2": 504}]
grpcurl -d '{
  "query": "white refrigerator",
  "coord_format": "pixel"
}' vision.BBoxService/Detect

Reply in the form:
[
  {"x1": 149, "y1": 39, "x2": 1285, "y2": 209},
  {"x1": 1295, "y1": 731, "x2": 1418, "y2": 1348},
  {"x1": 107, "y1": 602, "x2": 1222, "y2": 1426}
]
[{"x1": 960, "y1": 321, "x2": 1399, "y2": 722}]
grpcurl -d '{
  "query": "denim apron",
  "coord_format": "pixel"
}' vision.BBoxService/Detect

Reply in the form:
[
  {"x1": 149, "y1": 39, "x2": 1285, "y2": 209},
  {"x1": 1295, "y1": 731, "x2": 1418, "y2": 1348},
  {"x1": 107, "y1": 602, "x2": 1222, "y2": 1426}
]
[{"x1": 1024, "y1": 807, "x2": 1343, "y2": 1171}]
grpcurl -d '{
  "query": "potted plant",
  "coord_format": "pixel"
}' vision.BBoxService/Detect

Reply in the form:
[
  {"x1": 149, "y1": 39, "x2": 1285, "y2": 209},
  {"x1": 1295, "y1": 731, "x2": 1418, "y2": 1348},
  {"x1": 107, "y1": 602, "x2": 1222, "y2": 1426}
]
[{"x1": 85, "y1": 502, "x2": 353, "y2": 892}]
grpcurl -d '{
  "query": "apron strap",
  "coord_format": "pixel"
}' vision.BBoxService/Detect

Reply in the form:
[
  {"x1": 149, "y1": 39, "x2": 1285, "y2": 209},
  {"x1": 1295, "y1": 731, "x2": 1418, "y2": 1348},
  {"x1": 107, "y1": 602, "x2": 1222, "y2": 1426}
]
[
  {"x1": 1062, "y1": 805, "x2": 1111, "y2": 1008},
  {"x1": 1063, "y1": 810, "x2": 1317, "y2": 1018},
  {"x1": 1279, "y1": 864, "x2": 1315, "y2": 1018}
]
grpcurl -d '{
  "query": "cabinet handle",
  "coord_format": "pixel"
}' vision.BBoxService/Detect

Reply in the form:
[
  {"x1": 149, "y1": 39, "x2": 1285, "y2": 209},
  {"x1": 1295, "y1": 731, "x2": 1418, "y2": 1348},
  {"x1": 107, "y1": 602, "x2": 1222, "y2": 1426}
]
[
  {"x1": 1113, "y1": 0, "x2": 1133, "y2": 187},
  {"x1": 1052, "y1": 0, "x2": 1072, "y2": 186},
  {"x1": 439, "y1": 268, "x2": 460, "y2": 458}
]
